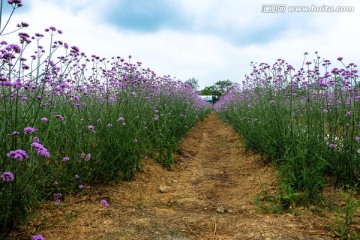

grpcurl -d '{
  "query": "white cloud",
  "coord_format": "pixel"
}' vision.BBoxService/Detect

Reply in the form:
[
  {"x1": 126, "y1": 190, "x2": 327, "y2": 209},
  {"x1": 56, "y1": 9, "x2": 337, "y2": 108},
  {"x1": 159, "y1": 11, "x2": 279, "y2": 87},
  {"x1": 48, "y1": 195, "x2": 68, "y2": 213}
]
[{"x1": 1, "y1": 0, "x2": 359, "y2": 89}]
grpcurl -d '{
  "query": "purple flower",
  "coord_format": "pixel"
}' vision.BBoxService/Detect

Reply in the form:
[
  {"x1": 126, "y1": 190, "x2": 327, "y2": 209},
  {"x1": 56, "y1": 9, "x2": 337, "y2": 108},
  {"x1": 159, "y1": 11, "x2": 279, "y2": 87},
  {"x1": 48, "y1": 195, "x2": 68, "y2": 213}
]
[
  {"x1": 71, "y1": 46, "x2": 80, "y2": 53},
  {"x1": 337, "y1": 57, "x2": 343, "y2": 61},
  {"x1": 323, "y1": 109, "x2": 328, "y2": 113},
  {"x1": 41, "y1": 117, "x2": 48, "y2": 122},
  {"x1": 329, "y1": 143, "x2": 335, "y2": 149},
  {"x1": 88, "y1": 125, "x2": 95, "y2": 131},
  {"x1": 7, "y1": 149, "x2": 29, "y2": 160},
  {"x1": 54, "y1": 114, "x2": 64, "y2": 121},
  {"x1": 37, "y1": 147, "x2": 50, "y2": 157},
  {"x1": 53, "y1": 193, "x2": 62, "y2": 199},
  {"x1": 55, "y1": 199, "x2": 61, "y2": 205},
  {"x1": 355, "y1": 136, "x2": 360, "y2": 142},
  {"x1": 287, "y1": 65, "x2": 295, "y2": 71},
  {"x1": 20, "y1": 22, "x2": 29, "y2": 27},
  {"x1": 8, "y1": 0, "x2": 22, "y2": 7},
  {"x1": 101, "y1": 199, "x2": 109, "y2": 207},
  {"x1": 62, "y1": 157, "x2": 70, "y2": 162},
  {"x1": 31, "y1": 235, "x2": 45, "y2": 240},
  {"x1": 24, "y1": 127, "x2": 36, "y2": 134},
  {"x1": 1, "y1": 172, "x2": 14, "y2": 182},
  {"x1": 85, "y1": 153, "x2": 91, "y2": 161},
  {"x1": 117, "y1": 117, "x2": 124, "y2": 121},
  {"x1": 31, "y1": 142, "x2": 50, "y2": 158},
  {"x1": 54, "y1": 181, "x2": 58, "y2": 186},
  {"x1": 79, "y1": 184, "x2": 84, "y2": 189},
  {"x1": 107, "y1": 124, "x2": 113, "y2": 128},
  {"x1": 12, "y1": 131, "x2": 20, "y2": 136}
]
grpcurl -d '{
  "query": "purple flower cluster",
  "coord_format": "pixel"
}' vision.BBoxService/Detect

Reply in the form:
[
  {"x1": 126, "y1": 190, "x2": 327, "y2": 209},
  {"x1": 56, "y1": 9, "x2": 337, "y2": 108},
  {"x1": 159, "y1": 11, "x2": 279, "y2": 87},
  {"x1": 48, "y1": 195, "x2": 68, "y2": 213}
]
[
  {"x1": 0, "y1": 15, "x2": 214, "y2": 237},
  {"x1": 16, "y1": 22, "x2": 29, "y2": 28},
  {"x1": 24, "y1": 127, "x2": 36, "y2": 134},
  {"x1": 1, "y1": 171, "x2": 14, "y2": 182},
  {"x1": 7, "y1": 149, "x2": 29, "y2": 160},
  {"x1": 8, "y1": 0, "x2": 22, "y2": 5},
  {"x1": 12, "y1": 131, "x2": 19, "y2": 136},
  {"x1": 54, "y1": 114, "x2": 64, "y2": 121},
  {"x1": 31, "y1": 142, "x2": 50, "y2": 158},
  {"x1": 215, "y1": 52, "x2": 359, "y2": 193},
  {"x1": 31, "y1": 235, "x2": 45, "y2": 240},
  {"x1": 88, "y1": 125, "x2": 95, "y2": 132},
  {"x1": 53, "y1": 191, "x2": 62, "y2": 205},
  {"x1": 101, "y1": 199, "x2": 109, "y2": 207}
]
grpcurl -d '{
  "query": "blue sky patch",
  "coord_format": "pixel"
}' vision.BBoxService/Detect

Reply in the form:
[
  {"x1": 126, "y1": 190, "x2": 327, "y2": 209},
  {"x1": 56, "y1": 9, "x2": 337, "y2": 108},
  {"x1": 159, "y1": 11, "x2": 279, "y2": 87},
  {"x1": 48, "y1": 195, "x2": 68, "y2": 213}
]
[
  {"x1": 0, "y1": 2, "x2": 28, "y2": 15},
  {"x1": 104, "y1": 0, "x2": 294, "y2": 46},
  {"x1": 106, "y1": 0, "x2": 187, "y2": 32}
]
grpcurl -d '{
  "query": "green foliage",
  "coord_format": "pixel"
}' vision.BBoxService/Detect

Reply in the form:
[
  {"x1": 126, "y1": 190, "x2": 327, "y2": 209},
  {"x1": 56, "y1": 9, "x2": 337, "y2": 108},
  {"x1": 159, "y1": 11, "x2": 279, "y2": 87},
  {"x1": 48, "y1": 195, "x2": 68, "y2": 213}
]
[
  {"x1": 0, "y1": 12, "x2": 212, "y2": 235},
  {"x1": 0, "y1": 78, "x2": 211, "y2": 234},
  {"x1": 216, "y1": 55, "x2": 360, "y2": 204},
  {"x1": 213, "y1": 79, "x2": 235, "y2": 96},
  {"x1": 254, "y1": 187, "x2": 308, "y2": 214},
  {"x1": 200, "y1": 87, "x2": 212, "y2": 96},
  {"x1": 254, "y1": 190, "x2": 284, "y2": 213},
  {"x1": 203, "y1": 79, "x2": 235, "y2": 97},
  {"x1": 332, "y1": 186, "x2": 360, "y2": 240}
]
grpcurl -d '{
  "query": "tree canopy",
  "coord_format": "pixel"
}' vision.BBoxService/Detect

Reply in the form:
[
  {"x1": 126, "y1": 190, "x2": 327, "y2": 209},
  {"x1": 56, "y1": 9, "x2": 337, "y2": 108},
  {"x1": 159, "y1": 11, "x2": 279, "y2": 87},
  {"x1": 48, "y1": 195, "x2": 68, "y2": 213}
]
[
  {"x1": 199, "y1": 79, "x2": 236, "y2": 103},
  {"x1": 201, "y1": 80, "x2": 235, "y2": 96}
]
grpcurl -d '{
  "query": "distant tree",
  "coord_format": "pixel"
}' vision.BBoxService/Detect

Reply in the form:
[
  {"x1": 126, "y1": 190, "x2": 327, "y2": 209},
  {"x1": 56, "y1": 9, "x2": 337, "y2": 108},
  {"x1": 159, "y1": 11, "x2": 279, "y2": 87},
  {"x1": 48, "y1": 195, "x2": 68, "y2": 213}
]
[
  {"x1": 185, "y1": 77, "x2": 199, "y2": 90},
  {"x1": 200, "y1": 87, "x2": 212, "y2": 95},
  {"x1": 199, "y1": 80, "x2": 235, "y2": 103},
  {"x1": 213, "y1": 79, "x2": 234, "y2": 96}
]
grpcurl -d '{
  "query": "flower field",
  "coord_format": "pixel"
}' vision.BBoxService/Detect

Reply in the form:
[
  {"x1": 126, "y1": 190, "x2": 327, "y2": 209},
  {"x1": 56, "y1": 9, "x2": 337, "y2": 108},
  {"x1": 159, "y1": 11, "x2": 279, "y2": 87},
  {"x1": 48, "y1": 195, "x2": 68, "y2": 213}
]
[
  {"x1": 216, "y1": 53, "x2": 359, "y2": 203},
  {"x1": 1, "y1": 1, "x2": 359, "y2": 239},
  {"x1": 0, "y1": 1, "x2": 211, "y2": 235}
]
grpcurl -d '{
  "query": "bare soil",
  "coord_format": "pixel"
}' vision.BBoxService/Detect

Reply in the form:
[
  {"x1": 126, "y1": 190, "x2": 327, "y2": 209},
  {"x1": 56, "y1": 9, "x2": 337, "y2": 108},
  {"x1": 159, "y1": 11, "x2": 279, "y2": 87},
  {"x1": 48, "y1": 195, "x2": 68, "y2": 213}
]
[{"x1": 11, "y1": 113, "x2": 358, "y2": 239}]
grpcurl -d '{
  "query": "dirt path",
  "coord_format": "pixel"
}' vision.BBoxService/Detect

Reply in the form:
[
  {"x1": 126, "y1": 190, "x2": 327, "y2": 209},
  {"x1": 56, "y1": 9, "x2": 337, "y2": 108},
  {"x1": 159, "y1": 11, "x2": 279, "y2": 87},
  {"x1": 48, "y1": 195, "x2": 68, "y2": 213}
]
[{"x1": 15, "y1": 113, "x2": 335, "y2": 239}]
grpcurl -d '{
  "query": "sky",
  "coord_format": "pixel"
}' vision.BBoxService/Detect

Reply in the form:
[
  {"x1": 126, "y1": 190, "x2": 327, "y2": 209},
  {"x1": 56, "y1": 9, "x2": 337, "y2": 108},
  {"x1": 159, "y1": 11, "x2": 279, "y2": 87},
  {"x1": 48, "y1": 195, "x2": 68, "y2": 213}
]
[{"x1": 1, "y1": 0, "x2": 359, "y2": 89}]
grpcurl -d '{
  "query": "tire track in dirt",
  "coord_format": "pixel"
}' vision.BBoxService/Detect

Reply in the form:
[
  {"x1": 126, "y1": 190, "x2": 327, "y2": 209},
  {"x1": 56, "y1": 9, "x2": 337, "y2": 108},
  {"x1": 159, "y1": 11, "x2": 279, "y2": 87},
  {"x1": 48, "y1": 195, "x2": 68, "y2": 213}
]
[{"x1": 14, "y1": 113, "x2": 334, "y2": 240}]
